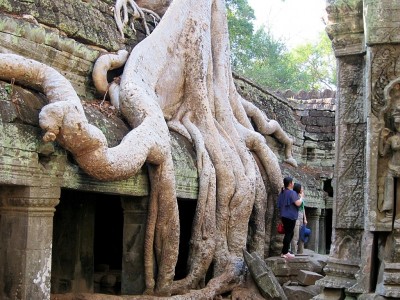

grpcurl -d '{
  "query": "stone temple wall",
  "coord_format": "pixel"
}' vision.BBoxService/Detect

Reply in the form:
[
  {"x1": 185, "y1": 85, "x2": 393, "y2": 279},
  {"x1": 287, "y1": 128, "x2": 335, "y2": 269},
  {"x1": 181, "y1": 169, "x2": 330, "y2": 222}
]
[
  {"x1": 0, "y1": 1, "x2": 335, "y2": 299},
  {"x1": 234, "y1": 74, "x2": 335, "y2": 210},
  {"x1": 316, "y1": 0, "x2": 400, "y2": 299}
]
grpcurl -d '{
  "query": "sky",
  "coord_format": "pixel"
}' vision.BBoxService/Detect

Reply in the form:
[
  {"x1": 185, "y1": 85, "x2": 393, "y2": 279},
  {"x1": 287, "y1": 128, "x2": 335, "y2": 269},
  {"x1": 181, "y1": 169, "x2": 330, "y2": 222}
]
[{"x1": 248, "y1": 0, "x2": 327, "y2": 48}]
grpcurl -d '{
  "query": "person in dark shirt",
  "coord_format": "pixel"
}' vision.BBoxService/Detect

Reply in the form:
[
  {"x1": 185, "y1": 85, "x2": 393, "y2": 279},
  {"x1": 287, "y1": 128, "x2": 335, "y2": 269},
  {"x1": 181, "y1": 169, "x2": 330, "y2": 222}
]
[
  {"x1": 277, "y1": 177, "x2": 303, "y2": 259},
  {"x1": 291, "y1": 183, "x2": 307, "y2": 254}
]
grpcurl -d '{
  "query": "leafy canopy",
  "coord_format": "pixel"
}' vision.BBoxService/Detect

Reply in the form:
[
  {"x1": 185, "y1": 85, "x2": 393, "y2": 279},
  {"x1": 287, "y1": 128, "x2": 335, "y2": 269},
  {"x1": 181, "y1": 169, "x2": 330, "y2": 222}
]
[{"x1": 225, "y1": 0, "x2": 336, "y2": 92}]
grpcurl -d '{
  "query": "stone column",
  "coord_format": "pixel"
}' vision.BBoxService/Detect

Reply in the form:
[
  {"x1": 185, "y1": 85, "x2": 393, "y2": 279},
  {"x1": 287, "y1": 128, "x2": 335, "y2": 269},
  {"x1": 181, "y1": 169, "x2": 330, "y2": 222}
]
[
  {"x1": 0, "y1": 186, "x2": 60, "y2": 300},
  {"x1": 121, "y1": 196, "x2": 148, "y2": 295},
  {"x1": 365, "y1": 0, "x2": 400, "y2": 297},
  {"x1": 316, "y1": 0, "x2": 370, "y2": 297},
  {"x1": 307, "y1": 208, "x2": 320, "y2": 253},
  {"x1": 318, "y1": 209, "x2": 326, "y2": 255}
]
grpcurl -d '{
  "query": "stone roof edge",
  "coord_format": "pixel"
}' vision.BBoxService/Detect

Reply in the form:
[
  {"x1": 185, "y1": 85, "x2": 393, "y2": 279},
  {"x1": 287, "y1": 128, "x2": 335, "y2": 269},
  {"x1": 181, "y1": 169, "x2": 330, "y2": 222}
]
[
  {"x1": 232, "y1": 72, "x2": 336, "y2": 112},
  {"x1": 232, "y1": 72, "x2": 291, "y2": 104}
]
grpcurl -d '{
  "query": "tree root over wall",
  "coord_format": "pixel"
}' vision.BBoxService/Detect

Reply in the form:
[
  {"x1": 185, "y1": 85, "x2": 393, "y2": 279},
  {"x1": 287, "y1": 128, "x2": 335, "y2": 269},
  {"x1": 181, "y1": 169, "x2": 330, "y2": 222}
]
[{"x1": 0, "y1": 0, "x2": 296, "y2": 298}]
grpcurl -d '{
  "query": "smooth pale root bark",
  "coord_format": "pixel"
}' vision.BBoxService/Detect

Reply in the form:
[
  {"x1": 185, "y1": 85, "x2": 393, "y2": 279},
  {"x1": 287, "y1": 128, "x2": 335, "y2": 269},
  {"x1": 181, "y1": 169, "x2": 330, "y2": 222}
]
[
  {"x1": 240, "y1": 99, "x2": 298, "y2": 167},
  {"x1": 169, "y1": 113, "x2": 216, "y2": 294},
  {"x1": 247, "y1": 164, "x2": 267, "y2": 255},
  {"x1": 92, "y1": 49, "x2": 129, "y2": 109},
  {"x1": 98, "y1": 0, "x2": 288, "y2": 296}
]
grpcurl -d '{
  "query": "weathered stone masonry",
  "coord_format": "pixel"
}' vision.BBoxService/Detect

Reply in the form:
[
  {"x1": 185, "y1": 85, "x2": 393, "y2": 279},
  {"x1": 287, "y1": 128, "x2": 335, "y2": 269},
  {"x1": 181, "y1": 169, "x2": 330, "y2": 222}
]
[{"x1": 315, "y1": 0, "x2": 400, "y2": 298}]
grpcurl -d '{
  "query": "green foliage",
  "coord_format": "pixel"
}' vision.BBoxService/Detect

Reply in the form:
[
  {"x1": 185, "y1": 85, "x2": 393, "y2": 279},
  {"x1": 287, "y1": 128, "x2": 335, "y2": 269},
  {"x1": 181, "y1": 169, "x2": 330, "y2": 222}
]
[
  {"x1": 288, "y1": 32, "x2": 336, "y2": 91},
  {"x1": 239, "y1": 27, "x2": 295, "y2": 90},
  {"x1": 226, "y1": 0, "x2": 255, "y2": 70},
  {"x1": 226, "y1": 0, "x2": 336, "y2": 92}
]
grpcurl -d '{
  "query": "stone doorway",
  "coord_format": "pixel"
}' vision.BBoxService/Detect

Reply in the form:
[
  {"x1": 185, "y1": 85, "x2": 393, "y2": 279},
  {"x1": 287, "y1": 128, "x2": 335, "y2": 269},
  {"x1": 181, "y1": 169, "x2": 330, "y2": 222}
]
[
  {"x1": 94, "y1": 193, "x2": 123, "y2": 294},
  {"x1": 174, "y1": 199, "x2": 197, "y2": 280},
  {"x1": 51, "y1": 189, "x2": 123, "y2": 295}
]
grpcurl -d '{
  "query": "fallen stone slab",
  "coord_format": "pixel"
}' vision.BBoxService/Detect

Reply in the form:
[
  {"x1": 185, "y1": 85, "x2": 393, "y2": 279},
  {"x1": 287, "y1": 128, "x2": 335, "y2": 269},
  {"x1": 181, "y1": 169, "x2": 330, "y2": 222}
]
[
  {"x1": 243, "y1": 249, "x2": 288, "y2": 300},
  {"x1": 282, "y1": 284, "x2": 322, "y2": 300},
  {"x1": 297, "y1": 269, "x2": 324, "y2": 285}
]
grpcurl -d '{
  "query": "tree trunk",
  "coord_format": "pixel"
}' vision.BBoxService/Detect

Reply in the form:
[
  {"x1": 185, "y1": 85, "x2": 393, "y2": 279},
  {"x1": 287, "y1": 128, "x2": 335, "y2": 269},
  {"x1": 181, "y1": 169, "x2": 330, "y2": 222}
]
[{"x1": 0, "y1": 0, "x2": 297, "y2": 298}]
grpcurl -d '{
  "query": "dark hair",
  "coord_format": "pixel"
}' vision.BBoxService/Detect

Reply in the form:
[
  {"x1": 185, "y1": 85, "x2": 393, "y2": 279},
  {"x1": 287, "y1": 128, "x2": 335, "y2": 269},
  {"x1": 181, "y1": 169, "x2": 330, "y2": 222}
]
[
  {"x1": 283, "y1": 177, "x2": 293, "y2": 188},
  {"x1": 293, "y1": 183, "x2": 302, "y2": 194}
]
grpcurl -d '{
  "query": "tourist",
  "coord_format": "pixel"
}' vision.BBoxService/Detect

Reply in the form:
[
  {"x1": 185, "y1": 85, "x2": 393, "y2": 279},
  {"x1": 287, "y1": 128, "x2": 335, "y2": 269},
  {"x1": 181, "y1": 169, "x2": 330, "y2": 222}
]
[
  {"x1": 277, "y1": 177, "x2": 303, "y2": 259},
  {"x1": 291, "y1": 183, "x2": 307, "y2": 254}
]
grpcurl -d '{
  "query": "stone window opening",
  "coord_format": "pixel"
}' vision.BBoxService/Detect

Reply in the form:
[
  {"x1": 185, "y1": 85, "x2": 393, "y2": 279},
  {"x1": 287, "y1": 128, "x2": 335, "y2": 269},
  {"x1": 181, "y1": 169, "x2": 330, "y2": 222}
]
[{"x1": 306, "y1": 147, "x2": 316, "y2": 161}]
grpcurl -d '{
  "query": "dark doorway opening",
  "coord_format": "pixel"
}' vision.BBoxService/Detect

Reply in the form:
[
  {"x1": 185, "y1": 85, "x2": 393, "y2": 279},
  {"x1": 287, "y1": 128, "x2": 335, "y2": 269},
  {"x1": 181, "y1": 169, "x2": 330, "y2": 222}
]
[
  {"x1": 323, "y1": 179, "x2": 333, "y2": 253},
  {"x1": 174, "y1": 199, "x2": 197, "y2": 280},
  {"x1": 370, "y1": 232, "x2": 380, "y2": 292},
  {"x1": 94, "y1": 194, "x2": 123, "y2": 271},
  {"x1": 323, "y1": 179, "x2": 333, "y2": 197},
  {"x1": 51, "y1": 189, "x2": 123, "y2": 295},
  {"x1": 94, "y1": 193, "x2": 123, "y2": 294},
  {"x1": 325, "y1": 209, "x2": 333, "y2": 254}
]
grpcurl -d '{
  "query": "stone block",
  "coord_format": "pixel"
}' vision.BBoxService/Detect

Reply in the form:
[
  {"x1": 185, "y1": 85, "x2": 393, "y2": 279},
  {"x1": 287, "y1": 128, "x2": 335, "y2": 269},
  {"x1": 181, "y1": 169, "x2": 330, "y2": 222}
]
[
  {"x1": 301, "y1": 116, "x2": 318, "y2": 126},
  {"x1": 304, "y1": 131, "x2": 334, "y2": 142},
  {"x1": 313, "y1": 288, "x2": 345, "y2": 300},
  {"x1": 365, "y1": 0, "x2": 400, "y2": 45},
  {"x1": 316, "y1": 117, "x2": 335, "y2": 127},
  {"x1": 284, "y1": 90, "x2": 296, "y2": 98},
  {"x1": 265, "y1": 255, "x2": 323, "y2": 284},
  {"x1": 297, "y1": 270, "x2": 324, "y2": 285},
  {"x1": 283, "y1": 284, "x2": 322, "y2": 300},
  {"x1": 243, "y1": 251, "x2": 287, "y2": 300},
  {"x1": 321, "y1": 159, "x2": 335, "y2": 168},
  {"x1": 294, "y1": 109, "x2": 309, "y2": 117},
  {"x1": 26, "y1": 217, "x2": 53, "y2": 250},
  {"x1": 321, "y1": 89, "x2": 335, "y2": 99},
  {"x1": 357, "y1": 293, "x2": 388, "y2": 300},
  {"x1": 308, "y1": 110, "x2": 325, "y2": 117},
  {"x1": 26, "y1": 248, "x2": 52, "y2": 298}
]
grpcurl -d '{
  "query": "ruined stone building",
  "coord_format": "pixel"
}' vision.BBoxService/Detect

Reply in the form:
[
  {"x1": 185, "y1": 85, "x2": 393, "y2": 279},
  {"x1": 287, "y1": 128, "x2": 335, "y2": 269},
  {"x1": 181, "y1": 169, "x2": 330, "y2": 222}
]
[{"x1": 1, "y1": 0, "x2": 398, "y2": 299}]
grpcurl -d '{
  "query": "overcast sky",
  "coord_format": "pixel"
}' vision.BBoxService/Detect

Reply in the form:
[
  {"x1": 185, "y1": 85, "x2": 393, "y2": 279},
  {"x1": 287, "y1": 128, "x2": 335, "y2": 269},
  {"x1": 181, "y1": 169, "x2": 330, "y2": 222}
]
[{"x1": 248, "y1": 0, "x2": 327, "y2": 48}]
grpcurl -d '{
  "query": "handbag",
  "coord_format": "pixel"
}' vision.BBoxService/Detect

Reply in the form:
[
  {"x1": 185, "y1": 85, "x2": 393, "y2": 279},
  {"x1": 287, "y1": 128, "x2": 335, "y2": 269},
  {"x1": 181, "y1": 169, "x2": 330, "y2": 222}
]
[
  {"x1": 300, "y1": 225, "x2": 311, "y2": 243},
  {"x1": 277, "y1": 222, "x2": 285, "y2": 234}
]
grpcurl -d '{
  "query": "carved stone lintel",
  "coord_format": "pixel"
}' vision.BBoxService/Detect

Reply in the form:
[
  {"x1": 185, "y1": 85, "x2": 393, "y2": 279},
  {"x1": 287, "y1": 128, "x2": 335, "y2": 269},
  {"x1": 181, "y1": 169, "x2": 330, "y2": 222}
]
[
  {"x1": 1, "y1": 197, "x2": 59, "y2": 209},
  {"x1": 309, "y1": 208, "x2": 322, "y2": 218},
  {"x1": 316, "y1": 258, "x2": 358, "y2": 289},
  {"x1": 325, "y1": 0, "x2": 364, "y2": 57},
  {"x1": 0, "y1": 186, "x2": 60, "y2": 215}
]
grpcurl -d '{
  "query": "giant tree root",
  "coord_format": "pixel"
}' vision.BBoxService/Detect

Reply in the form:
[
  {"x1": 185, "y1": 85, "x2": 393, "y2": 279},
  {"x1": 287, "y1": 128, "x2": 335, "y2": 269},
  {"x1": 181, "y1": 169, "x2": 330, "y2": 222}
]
[{"x1": 0, "y1": 0, "x2": 298, "y2": 297}]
